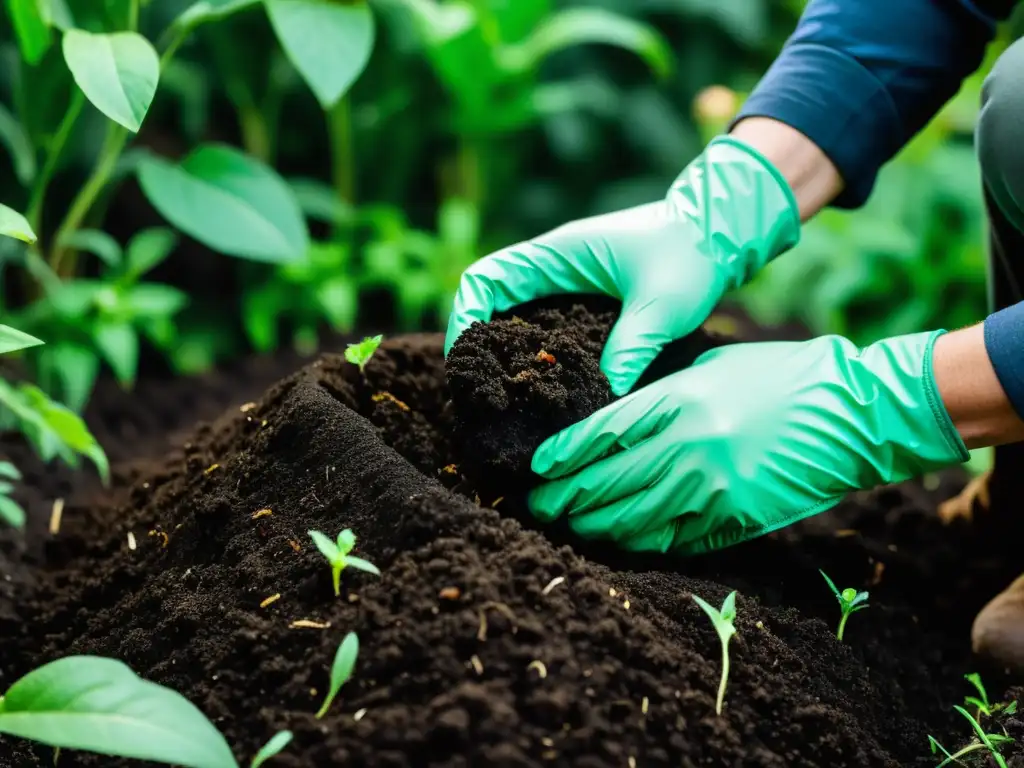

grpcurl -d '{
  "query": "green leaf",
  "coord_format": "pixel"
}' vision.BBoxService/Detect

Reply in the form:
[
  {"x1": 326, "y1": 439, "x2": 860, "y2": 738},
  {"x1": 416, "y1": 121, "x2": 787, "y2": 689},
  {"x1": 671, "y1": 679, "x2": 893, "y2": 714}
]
[
  {"x1": 0, "y1": 492, "x2": 26, "y2": 528},
  {"x1": 0, "y1": 204, "x2": 37, "y2": 243},
  {"x1": 123, "y1": 284, "x2": 188, "y2": 319},
  {"x1": 315, "y1": 277, "x2": 357, "y2": 332},
  {"x1": 0, "y1": 462, "x2": 21, "y2": 481},
  {"x1": 308, "y1": 529, "x2": 339, "y2": 561},
  {"x1": 819, "y1": 569, "x2": 840, "y2": 598},
  {"x1": 7, "y1": 0, "x2": 53, "y2": 65},
  {"x1": 315, "y1": 632, "x2": 358, "y2": 719},
  {"x1": 176, "y1": 0, "x2": 259, "y2": 28},
  {"x1": 498, "y1": 8, "x2": 673, "y2": 81},
  {"x1": 241, "y1": 283, "x2": 283, "y2": 353},
  {"x1": 0, "y1": 102, "x2": 38, "y2": 185},
  {"x1": 345, "y1": 556, "x2": 380, "y2": 576},
  {"x1": 37, "y1": 343, "x2": 99, "y2": 413},
  {"x1": 0, "y1": 324, "x2": 44, "y2": 355},
  {"x1": 92, "y1": 322, "x2": 138, "y2": 387},
  {"x1": 288, "y1": 178, "x2": 355, "y2": 226},
  {"x1": 265, "y1": 0, "x2": 376, "y2": 108},
  {"x1": 137, "y1": 144, "x2": 309, "y2": 263},
  {"x1": 344, "y1": 334, "x2": 382, "y2": 371},
  {"x1": 57, "y1": 229, "x2": 122, "y2": 269},
  {"x1": 61, "y1": 29, "x2": 160, "y2": 132},
  {"x1": 124, "y1": 227, "x2": 177, "y2": 281},
  {"x1": 250, "y1": 730, "x2": 292, "y2": 768},
  {"x1": 0, "y1": 655, "x2": 239, "y2": 768}
]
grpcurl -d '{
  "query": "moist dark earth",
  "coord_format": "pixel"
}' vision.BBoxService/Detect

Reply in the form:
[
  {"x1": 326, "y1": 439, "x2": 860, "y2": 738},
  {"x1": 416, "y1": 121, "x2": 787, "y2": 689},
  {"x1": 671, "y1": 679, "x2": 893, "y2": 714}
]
[{"x1": 0, "y1": 296, "x2": 1023, "y2": 767}]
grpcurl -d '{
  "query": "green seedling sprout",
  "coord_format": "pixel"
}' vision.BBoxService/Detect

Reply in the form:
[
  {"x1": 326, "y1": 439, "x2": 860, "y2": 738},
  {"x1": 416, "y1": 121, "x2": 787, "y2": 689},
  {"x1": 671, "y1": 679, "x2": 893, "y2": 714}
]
[
  {"x1": 819, "y1": 570, "x2": 869, "y2": 642},
  {"x1": 928, "y1": 706, "x2": 1014, "y2": 767},
  {"x1": 963, "y1": 672, "x2": 1018, "y2": 721},
  {"x1": 251, "y1": 730, "x2": 293, "y2": 767},
  {"x1": 344, "y1": 334, "x2": 383, "y2": 373},
  {"x1": 309, "y1": 529, "x2": 380, "y2": 596},
  {"x1": 316, "y1": 632, "x2": 359, "y2": 719},
  {"x1": 691, "y1": 590, "x2": 738, "y2": 716}
]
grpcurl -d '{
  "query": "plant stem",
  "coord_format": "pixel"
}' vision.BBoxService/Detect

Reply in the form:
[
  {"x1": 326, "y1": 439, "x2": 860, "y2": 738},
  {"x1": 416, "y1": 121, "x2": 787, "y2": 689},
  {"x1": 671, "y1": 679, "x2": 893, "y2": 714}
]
[
  {"x1": 716, "y1": 639, "x2": 729, "y2": 715},
  {"x1": 26, "y1": 89, "x2": 86, "y2": 238},
  {"x1": 238, "y1": 104, "x2": 271, "y2": 163},
  {"x1": 332, "y1": 564, "x2": 341, "y2": 597},
  {"x1": 837, "y1": 611, "x2": 849, "y2": 643},
  {"x1": 328, "y1": 97, "x2": 355, "y2": 221}
]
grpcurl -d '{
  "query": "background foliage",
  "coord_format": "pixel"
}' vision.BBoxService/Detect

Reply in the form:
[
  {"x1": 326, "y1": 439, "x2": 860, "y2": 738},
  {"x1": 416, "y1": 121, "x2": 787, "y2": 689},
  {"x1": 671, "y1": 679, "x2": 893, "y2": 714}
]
[{"x1": 0, "y1": 0, "x2": 1019, "y2": 495}]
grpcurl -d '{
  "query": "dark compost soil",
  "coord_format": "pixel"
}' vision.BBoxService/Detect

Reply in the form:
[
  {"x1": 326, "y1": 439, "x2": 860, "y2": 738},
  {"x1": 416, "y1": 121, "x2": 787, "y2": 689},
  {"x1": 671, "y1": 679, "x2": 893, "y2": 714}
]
[{"x1": 2, "y1": 296, "x2": 1024, "y2": 767}]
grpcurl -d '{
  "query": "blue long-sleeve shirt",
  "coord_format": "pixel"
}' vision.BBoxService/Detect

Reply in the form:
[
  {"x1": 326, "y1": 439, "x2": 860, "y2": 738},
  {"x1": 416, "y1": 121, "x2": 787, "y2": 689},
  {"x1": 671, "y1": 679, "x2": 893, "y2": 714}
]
[{"x1": 733, "y1": 0, "x2": 1024, "y2": 420}]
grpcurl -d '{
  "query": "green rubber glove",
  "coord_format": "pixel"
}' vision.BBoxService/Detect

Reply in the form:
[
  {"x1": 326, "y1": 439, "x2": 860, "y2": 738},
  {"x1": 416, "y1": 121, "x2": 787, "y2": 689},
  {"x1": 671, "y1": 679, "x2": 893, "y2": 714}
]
[
  {"x1": 443, "y1": 135, "x2": 801, "y2": 395},
  {"x1": 528, "y1": 331, "x2": 969, "y2": 555}
]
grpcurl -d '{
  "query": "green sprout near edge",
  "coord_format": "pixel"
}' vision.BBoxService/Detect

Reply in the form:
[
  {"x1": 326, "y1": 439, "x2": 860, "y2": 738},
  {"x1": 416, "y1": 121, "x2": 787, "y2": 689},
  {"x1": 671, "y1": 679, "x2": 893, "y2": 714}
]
[
  {"x1": 316, "y1": 632, "x2": 359, "y2": 719},
  {"x1": 964, "y1": 672, "x2": 1018, "y2": 721},
  {"x1": 819, "y1": 570, "x2": 868, "y2": 642},
  {"x1": 344, "y1": 334, "x2": 383, "y2": 373},
  {"x1": 309, "y1": 529, "x2": 380, "y2": 596},
  {"x1": 691, "y1": 590, "x2": 738, "y2": 716},
  {"x1": 251, "y1": 730, "x2": 293, "y2": 767}
]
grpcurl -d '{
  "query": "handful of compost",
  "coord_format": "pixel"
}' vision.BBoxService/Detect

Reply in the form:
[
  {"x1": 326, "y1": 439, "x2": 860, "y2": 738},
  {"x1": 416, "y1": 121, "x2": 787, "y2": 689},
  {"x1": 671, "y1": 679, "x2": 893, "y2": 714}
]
[{"x1": 445, "y1": 295, "x2": 721, "y2": 500}]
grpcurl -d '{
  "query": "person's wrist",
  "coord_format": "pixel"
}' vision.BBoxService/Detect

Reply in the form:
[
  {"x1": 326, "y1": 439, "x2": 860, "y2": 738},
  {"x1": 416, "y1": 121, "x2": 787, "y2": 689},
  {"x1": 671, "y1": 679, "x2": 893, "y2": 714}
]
[{"x1": 932, "y1": 323, "x2": 1024, "y2": 449}]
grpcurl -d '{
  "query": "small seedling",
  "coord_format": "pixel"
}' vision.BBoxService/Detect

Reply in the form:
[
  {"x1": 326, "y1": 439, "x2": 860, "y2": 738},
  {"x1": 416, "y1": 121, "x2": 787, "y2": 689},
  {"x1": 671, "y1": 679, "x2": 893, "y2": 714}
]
[
  {"x1": 820, "y1": 570, "x2": 869, "y2": 642},
  {"x1": 344, "y1": 334, "x2": 383, "y2": 373},
  {"x1": 251, "y1": 730, "x2": 293, "y2": 767},
  {"x1": 309, "y1": 529, "x2": 380, "y2": 596},
  {"x1": 691, "y1": 590, "x2": 738, "y2": 715},
  {"x1": 928, "y1": 706, "x2": 1014, "y2": 767},
  {"x1": 316, "y1": 632, "x2": 359, "y2": 719},
  {"x1": 963, "y1": 672, "x2": 1018, "y2": 721}
]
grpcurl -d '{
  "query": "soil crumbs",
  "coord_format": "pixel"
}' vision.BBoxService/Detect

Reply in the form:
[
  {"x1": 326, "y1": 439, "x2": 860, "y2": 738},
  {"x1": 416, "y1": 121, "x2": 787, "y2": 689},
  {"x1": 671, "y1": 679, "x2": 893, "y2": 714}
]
[{"x1": 1, "y1": 298, "x2": 1022, "y2": 768}]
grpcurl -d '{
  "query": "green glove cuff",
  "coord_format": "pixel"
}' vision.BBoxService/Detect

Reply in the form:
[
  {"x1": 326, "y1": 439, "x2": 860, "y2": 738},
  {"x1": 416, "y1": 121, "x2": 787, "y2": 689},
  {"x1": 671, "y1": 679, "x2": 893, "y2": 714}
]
[{"x1": 667, "y1": 134, "x2": 802, "y2": 290}]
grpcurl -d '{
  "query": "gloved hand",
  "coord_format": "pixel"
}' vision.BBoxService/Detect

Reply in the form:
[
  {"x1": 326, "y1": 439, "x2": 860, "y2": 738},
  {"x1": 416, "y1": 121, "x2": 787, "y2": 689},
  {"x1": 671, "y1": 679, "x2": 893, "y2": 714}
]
[
  {"x1": 443, "y1": 135, "x2": 801, "y2": 395},
  {"x1": 528, "y1": 330, "x2": 969, "y2": 555}
]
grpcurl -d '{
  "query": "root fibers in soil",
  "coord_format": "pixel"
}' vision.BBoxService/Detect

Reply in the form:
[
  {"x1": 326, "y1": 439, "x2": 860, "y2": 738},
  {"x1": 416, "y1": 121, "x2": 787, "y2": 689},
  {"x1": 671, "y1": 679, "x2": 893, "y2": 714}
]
[{"x1": 0, "y1": 299, "x2": 1022, "y2": 767}]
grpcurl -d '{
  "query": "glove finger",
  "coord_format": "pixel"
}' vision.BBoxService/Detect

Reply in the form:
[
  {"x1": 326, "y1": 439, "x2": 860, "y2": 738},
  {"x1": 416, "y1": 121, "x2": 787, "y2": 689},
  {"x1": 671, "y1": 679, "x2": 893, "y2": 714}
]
[
  {"x1": 443, "y1": 239, "x2": 621, "y2": 356},
  {"x1": 531, "y1": 383, "x2": 671, "y2": 479},
  {"x1": 600, "y1": 259, "x2": 721, "y2": 396},
  {"x1": 528, "y1": 435, "x2": 676, "y2": 524}
]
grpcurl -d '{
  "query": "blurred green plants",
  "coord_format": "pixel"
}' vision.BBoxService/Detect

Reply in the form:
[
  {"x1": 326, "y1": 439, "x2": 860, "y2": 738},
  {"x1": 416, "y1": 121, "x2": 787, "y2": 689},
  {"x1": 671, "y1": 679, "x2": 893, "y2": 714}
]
[{"x1": 0, "y1": 0, "x2": 1015, "y2": 490}]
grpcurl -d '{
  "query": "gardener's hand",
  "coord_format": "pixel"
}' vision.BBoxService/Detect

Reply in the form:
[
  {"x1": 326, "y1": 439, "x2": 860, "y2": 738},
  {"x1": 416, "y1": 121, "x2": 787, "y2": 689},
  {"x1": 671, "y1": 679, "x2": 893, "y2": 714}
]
[
  {"x1": 443, "y1": 136, "x2": 801, "y2": 396},
  {"x1": 528, "y1": 331, "x2": 969, "y2": 554}
]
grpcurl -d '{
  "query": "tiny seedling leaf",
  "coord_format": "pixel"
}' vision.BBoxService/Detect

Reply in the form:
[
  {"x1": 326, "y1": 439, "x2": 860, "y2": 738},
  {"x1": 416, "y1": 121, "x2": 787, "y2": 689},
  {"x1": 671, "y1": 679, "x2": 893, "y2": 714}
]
[
  {"x1": 0, "y1": 655, "x2": 238, "y2": 767},
  {"x1": 309, "y1": 530, "x2": 339, "y2": 561},
  {"x1": 819, "y1": 569, "x2": 840, "y2": 598},
  {"x1": 344, "y1": 335, "x2": 383, "y2": 372},
  {"x1": 0, "y1": 325, "x2": 44, "y2": 355},
  {"x1": 315, "y1": 632, "x2": 358, "y2": 719},
  {"x1": 250, "y1": 730, "x2": 292, "y2": 768},
  {"x1": 345, "y1": 556, "x2": 381, "y2": 576},
  {"x1": 337, "y1": 528, "x2": 356, "y2": 553}
]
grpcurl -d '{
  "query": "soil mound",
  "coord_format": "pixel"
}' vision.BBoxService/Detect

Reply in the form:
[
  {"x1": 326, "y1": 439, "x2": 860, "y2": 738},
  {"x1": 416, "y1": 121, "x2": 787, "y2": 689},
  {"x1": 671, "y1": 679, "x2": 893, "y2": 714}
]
[{"x1": 0, "y1": 306, "x2": 1021, "y2": 767}]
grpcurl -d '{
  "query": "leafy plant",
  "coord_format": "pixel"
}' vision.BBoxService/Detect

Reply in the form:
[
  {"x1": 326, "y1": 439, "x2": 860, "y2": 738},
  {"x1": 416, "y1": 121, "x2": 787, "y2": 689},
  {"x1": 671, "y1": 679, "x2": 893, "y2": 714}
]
[
  {"x1": 308, "y1": 528, "x2": 380, "y2": 596},
  {"x1": 0, "y1": 655, "x2": 238, "y2": 767},
  {"x1": 926, "y1": 674, "x2": 1018, "y2": 767},
  {"x1": 964, "y1": 672, "x2": 1018, "y2": 721},
  {"x1": 691, "y1": 590, "x2": 738, "y2": 716},
  {"x1": 344, "y1": 334, "x2": 383, "y2": 373},
  {"x1": 0, "y1": 461, "x2": 26, "y2": 529},
  {"x1": 820, "y1": 570, "x2": 869, "y2": 642},
  {"x1": 251, "y1": 730, "x2": 293, "y2": 767},
  {"x1": 316, "y1": 631, "x2": 359, "y2": 719}
]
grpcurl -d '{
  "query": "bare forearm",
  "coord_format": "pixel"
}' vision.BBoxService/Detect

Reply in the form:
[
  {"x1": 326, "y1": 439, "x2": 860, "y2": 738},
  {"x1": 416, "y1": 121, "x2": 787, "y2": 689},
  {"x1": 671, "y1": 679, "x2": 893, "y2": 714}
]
[
  {"x1": 933, "y1": 324, "x2": 1024, "y2": 449},
  {"x1": 730, "y1": 117, "x2": 844, "y2": 222}
]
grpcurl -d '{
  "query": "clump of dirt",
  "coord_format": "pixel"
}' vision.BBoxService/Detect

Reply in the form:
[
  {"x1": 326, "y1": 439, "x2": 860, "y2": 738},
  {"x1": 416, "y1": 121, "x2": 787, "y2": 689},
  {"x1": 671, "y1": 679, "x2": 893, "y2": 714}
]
[
  {"x1": 1, "y1": 326, "x2": 1020, "y2": 768},
  {"x1": 445, "y1": 296, "x2": 721, "y2": 500}
]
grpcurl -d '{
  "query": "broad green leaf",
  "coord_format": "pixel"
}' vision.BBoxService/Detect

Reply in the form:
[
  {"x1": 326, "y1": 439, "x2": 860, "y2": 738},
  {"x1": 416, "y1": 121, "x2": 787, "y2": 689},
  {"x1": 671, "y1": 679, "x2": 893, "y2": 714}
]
[
  {"x1": 0, "y1": 102, "x2": 38, "y2": 185},
  {"x1": 92, "y1": 322, "x2": 138, "y2": 386},
  {"x1": 0, "y1": 204, "x2": 37, "y2": 243},
  {"x1": 315, "y1": 277, "x2": 357, "y2": 332},
  {"x1": 37, "y1": 343, "x2": 99, "y2": 413},
  {"x1": 250, "y1": 730, "x2": 292, "y2": 768},
  {"x1": 40, "y1": 0, "x2": 74, "y2": 30},
  {"x1": 123, "y1": 284, "x2": 188, "y2": 318},
  {"x1": 124, "y1": 227, "x2": 177, "y2": 280},
  {"x1": 7, "y1": 0, "x2": 53, "y2": 65},
  {"x1": 0, "y1": 324, "x2": 43, "y2": 354},
  {"x1": 176, "y1": 0, "x2": 259, "y2": 28},
  {"x1": 57, "y1": 229, "x2": 122, "y2": 269},
  {"x1": 0, "y1": 655, "x2": 238, "y2": 768},
  {"x1": 137, "y1": 144, "x2": 309, "y2": 263},
  {"x1": 315, "y1": 632, "x2": 358, "y2": 718},
  {"x1": 265, "y1": 0, "x2": 376, "y2": 108},
  {"x1": 62, "y1": 29, "x2": 160, "y2": 132},
  {"x1": 0, "y1": 493, "x2": 26, "y2": 528},
  {"x1": 498, "y1": 8, "x2": 673, "y2": 81}
]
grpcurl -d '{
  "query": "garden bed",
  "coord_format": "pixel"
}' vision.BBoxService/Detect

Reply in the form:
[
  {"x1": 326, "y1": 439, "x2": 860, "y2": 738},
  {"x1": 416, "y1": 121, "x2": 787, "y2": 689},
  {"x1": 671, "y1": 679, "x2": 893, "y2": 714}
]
[{"x1": 1, "y1": 297, "x2": 1022, "y2": 767}]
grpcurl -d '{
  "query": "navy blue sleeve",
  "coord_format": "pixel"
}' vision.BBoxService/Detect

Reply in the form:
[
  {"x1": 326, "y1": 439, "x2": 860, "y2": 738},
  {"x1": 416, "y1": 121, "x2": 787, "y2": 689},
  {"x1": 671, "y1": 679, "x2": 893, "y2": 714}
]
[
  {"x1": 732, "y1": 0, "x2": 1012, "y2": 208},
  {"x1": 984, "y1": 303, "x2": 1024, "y2": 419}
]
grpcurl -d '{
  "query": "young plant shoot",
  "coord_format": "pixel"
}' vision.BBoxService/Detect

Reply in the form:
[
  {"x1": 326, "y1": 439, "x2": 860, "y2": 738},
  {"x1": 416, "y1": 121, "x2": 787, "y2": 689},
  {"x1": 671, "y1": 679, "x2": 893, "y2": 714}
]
[
  {"x1": 964, "y1": 672, "x2": 1018, "y2": 720},
  {"x1": 316, "y1": 632, "x2": 359, "y2": 719},
  {"x1": 251, "y1": 730, "x2": 293, "y2": 768},
  {"x1": 344, "y1": 334, "x2": 383, "y2": 373},
  {"x1": 309, "y1": 528, "x2": 380, "y2": 596},
  {"x1": 928, "y1": 706, "x2": 1014, "y2": 767},
  {"x1": 691, "y1": 590, "x2": 738, "y2": 716},
  {"x1": 820, "y1": 570, "x2": 869, "y2": 642}
]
